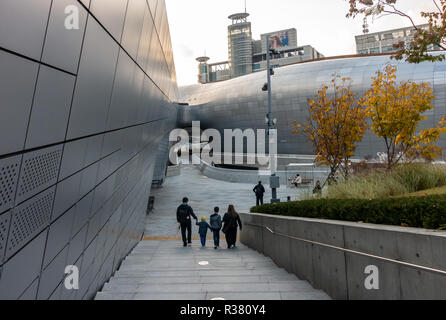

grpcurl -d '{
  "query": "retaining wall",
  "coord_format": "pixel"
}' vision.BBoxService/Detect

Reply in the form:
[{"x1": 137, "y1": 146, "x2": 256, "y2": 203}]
[
  {"x1": 197, "y1": 158, "x2": 328, "y2": 186},
  {"x1": 239, "y1": 212, "x2": 446, "y2": 300}
]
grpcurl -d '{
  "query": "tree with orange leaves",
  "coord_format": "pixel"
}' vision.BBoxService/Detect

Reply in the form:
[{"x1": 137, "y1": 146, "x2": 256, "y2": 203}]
[
  {"x1": 359, "y1": 64, "x2": 446, "y2": 169},
  {"x1": 292, "y1": 75, "x2": 369, "y2": 182}
]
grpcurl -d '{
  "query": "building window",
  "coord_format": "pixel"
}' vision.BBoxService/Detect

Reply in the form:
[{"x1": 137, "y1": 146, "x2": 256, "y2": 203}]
[
  {"x1": 392, "y1": 31, "x2": 404, "y2": 38},
  {"x1": 381, "y1": 33, "x2": 390, "y2": 40},
  {"x1": 370, "y1": 47, "x2": 380, "y2": 54},
  {"x1": 366, "y1": 35, "x2": 378, "y2": 43},
  {"x1": 382, "y1": 45, "x2": 395, "y2": 53}
]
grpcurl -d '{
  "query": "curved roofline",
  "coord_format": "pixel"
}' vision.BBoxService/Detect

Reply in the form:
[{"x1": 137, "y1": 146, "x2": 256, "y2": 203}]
[
  {"x1": 275, "y1": 50, "x2": 444, "y2": 69},
  {"x1": 228, "y1": 12, "x2": 250, "y2": 20},
  {"x1": 196, "y1": 51, "x2": 440, "y2": 85},
  {"x1": 197, "y1": 53, "x2": 394, "y2": 85}
]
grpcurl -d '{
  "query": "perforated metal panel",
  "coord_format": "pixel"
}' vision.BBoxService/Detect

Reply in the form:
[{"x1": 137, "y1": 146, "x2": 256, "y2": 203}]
[
  {"x1": 16, "y1": 146, "x2": 62, "y2": 203},
  {"x1": 0, "y1": 155, "x2": 22, "y2": 214},
  {"x1": 6, "y1": 187, "x2": 55, "y2": 259},
  {"x1": 0, "y1": 211, "x2": 11, "y2": 263}
]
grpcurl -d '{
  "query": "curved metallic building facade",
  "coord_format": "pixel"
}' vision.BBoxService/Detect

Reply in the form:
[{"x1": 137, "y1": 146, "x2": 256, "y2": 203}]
[
  {"x1": 179, "y1": 54, "x2": 446, "y2": 157},
  {"x1": 0, "y1": 0, "x2": 177, "y2": 299}
]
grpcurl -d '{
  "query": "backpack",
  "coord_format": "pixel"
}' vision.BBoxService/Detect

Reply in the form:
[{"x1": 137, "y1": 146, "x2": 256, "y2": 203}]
[
  {"x1": 177, "y1": 205, "x2": 190, "y2": 224},
  {"x1": 254, "y1": 184, "x2": 264, "y2": 195}
]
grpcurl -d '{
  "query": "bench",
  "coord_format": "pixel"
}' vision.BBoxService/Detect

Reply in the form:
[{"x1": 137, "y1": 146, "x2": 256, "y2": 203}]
[{"x1": 288, "y1": 178, "x2": 314, "y2": 188}]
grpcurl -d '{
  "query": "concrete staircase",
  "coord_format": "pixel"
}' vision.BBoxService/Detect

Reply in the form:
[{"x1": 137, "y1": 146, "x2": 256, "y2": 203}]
[{"x1": 95, "y1": 240, "x2": 330, "y2": 300}]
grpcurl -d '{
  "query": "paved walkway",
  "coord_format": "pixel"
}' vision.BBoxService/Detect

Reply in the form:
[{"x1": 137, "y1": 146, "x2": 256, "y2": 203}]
[
  {"x1": 145, "y1": 165, "x2": 300, "y2": 237},
  {"x1": 95, "y1": 166, "x2": 330, "y2": 300}
]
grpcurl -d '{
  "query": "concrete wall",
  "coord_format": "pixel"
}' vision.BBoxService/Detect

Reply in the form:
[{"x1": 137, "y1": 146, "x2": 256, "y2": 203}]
[
  {"x1": 240, "y1": 212, "x2": 446, "y2": 300},
  {"x1": 166, "y1": 165, "x2": 181, "y2": 177}
]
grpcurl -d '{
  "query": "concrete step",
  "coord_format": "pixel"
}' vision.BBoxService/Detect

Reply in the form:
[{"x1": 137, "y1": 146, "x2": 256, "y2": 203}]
[
  {"x1": 113, "y1": 267, "x2": 292, "y2": 278},
  {"x1": 107, "y1": 274, "x2": 300, "y2": 286},
  {"x1": 95, "y1": 290, "x2": 331, "y2": 301},
  {"x1": 101, "y1": 281, "x2": 316, "y2": 294},
  {"x1": 118, "y1": 262, "x2": 278, "y2": 270}
]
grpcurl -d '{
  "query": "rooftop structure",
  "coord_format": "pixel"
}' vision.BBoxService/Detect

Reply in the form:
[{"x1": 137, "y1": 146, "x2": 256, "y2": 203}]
[
  {"x1": 197, "y1": 15, "x2": 324, "y2": 83},
  {"x1": 355, "y1": 24, "x2": 442, "y2": 54}
]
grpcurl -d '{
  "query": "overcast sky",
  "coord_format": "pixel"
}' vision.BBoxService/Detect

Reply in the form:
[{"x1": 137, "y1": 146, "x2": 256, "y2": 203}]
[{"x1": 165, "y1": 0, "x2": 435, "y2": 86}]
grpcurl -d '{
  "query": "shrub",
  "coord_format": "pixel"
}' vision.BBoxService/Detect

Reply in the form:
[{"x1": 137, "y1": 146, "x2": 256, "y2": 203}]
[
  {"x1": 392, "y1": 163, "x2": 446, "y2": 192},
  {"x1": 325, "y1": 163, "x2": 446, "y2": 199},
  {"x1": 250, "y1": 195, "x2": 446, "y2": 230}
]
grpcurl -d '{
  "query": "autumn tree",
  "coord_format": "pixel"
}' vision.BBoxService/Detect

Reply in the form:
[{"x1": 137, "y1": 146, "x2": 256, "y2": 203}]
[
  {"x1": 292, "y1": 75, "x2": 369, "y2": 183},
  {"x1": 359, "y1": 64, "x2": 446, "y2": 169},
  {"x1": 346, "y1": 0, "x2": 446, "y2": 63}
]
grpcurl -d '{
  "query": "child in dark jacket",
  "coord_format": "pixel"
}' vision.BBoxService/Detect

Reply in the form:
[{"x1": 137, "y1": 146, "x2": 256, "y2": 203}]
[
  {"x1": 209, "y1": 207, "x2": 222, "y2": 249},
  {"x1": 196, "y1": 216, "x2": 212, "y2": 247}
]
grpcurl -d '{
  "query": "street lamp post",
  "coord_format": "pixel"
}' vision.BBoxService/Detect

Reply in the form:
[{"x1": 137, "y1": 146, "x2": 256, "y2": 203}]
[
  {"x1": 266, "y1": 36, "x2": 273, "y2": 133},
  {"x1": 266, "y1": 36, "x2": 280, "y2": 204}
]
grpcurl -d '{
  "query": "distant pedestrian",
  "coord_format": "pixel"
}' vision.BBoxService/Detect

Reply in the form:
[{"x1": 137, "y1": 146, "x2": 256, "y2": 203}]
[
  {"x1": 313, "y1": 180, "x2": 322, "y2": 195},
  {"x1": 253, "y1": 181, "x2": 265, "y2": 206},
  {"x1": 176, "y1": 197, "x2": 198, "y2": 247},
  {"x1": 222, "y1": 205, "x2": 242, "y2": 249},
  {"x1": 210, "y1": 207, "x2": 222, "y2": 249},
  {"x1": 196, "y1": 216, "x2": 212, "y2": 247}
]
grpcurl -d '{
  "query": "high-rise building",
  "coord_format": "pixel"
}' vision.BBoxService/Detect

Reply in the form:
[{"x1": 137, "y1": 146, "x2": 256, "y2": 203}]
[
  {"x1": 355, "y1": 24, "x2": 441, "y2": 54},
  {"x1": 228, "y1": 13, "x2": 253, "y2": 78},
  {"x1": 198, "y1": 15, "x2": 324, "y2": 83}
]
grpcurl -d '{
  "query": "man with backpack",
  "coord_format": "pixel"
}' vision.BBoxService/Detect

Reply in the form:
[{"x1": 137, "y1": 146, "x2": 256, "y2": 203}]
[
  {"x1": 176, "y1": 197, "x2": 198, "y2": 247},
  {"x1": 253, "y1": 181, "x2": 266, "y2": 206}
]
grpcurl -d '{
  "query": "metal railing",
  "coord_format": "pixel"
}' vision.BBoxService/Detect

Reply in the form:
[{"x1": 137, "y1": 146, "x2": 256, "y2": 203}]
[{"x1": 245, "y1": 222, "x2": 446, "y2": 276}]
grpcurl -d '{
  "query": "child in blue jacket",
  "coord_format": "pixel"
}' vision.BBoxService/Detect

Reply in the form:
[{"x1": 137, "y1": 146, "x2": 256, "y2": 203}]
[{"x1": 196, "y1": 216, "x2": 212, "y2": 247}]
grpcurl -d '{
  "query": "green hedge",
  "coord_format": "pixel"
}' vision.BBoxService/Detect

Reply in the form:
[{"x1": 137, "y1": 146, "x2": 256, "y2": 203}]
[{"x1": 250, "y1": 195, "x2": 446, "y2": 230}]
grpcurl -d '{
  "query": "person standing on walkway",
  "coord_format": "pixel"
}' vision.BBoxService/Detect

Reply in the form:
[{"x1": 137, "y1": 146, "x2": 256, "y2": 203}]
[
  {"x1": 222, "y1": 205, "x2": 242, "y2": 249},
  {"x1": 253, "y1": 181, "x2": 266, "y2": 206},
  {"x1": 209, "y1": 207, "x2": 222, "y2": 249},
  {"x1": 196, "y1": 216, "x2": 212, "y2": 247},
  {"x1": 176, "y1": 197, "x2": 198, "y2": 247}
]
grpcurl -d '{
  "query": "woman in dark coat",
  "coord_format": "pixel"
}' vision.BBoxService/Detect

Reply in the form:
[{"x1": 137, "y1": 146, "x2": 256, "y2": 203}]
[{"x1": 222, "y1": 205, "x2": 242, "y2": 249}]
